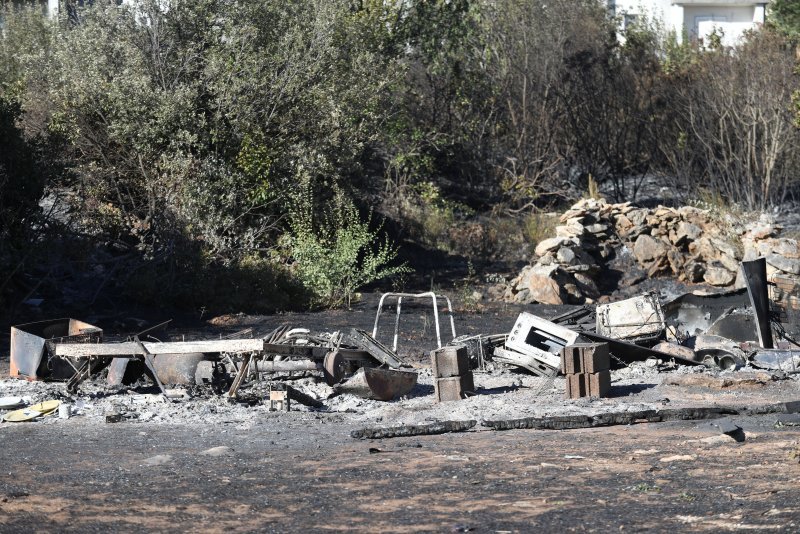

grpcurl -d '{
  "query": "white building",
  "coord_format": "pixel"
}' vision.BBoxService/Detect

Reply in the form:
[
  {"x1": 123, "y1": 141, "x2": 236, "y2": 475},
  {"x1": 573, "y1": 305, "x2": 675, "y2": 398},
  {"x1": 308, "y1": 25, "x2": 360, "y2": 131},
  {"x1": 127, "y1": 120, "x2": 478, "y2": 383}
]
[{"x1": 609, "y1": 1, "x2": 768, "y2": 47}]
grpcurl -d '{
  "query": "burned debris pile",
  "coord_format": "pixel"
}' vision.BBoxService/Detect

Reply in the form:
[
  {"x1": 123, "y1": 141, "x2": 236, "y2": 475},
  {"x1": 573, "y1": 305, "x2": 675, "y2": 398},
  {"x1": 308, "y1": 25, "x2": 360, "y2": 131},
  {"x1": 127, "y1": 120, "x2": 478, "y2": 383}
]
[
  {"x1": 2, "y1": 255, "x2": 800, "y2": 436},
  {"x1": 498, "y1": 197, "x2": 800, "y2": 305},
  {"x1": 9, "y1": 321, "x2": 418, "y2": 405},
  {"x1": 482, "y1": 261, "x2": 800, "y2": 388}
]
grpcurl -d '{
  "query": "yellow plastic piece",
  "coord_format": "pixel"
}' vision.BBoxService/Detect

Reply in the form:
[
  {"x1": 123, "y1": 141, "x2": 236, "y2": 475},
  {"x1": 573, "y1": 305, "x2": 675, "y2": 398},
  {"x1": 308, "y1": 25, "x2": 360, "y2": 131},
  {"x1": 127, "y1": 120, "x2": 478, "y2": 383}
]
[{"x1": 2, "y1": 400, "x2": 60, "y2": 422}]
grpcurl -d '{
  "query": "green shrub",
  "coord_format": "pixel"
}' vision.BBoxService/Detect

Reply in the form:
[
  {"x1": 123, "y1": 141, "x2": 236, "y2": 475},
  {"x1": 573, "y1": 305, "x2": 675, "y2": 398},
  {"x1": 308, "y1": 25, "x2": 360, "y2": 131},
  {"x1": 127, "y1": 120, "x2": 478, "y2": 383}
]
[{"x1": 285, "y1": 187, "x2": 410, "y2": 308}]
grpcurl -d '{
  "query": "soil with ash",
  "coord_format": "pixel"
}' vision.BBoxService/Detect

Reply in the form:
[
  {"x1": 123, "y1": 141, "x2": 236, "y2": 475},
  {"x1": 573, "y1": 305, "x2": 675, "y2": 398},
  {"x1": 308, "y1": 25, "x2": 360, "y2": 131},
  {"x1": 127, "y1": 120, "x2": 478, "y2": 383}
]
[{"x1": 1, "y1": 292, "x2": 800, "y2": 531}]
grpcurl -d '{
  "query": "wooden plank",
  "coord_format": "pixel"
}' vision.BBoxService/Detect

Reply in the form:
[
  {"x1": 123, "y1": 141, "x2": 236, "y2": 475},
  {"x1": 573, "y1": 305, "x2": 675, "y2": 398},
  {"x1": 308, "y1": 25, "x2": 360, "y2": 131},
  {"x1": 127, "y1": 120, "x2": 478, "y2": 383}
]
[{"x1": 54, "y1": 339, "x2": 265, "y2": 358}]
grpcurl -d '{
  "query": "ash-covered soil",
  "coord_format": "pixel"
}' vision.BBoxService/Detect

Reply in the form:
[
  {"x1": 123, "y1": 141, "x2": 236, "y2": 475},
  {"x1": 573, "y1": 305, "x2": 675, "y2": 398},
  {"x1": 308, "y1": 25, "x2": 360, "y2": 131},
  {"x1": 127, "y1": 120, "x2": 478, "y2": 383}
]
[{"x1": 1, "y1": 291, "x2": 800, "y2": 531}]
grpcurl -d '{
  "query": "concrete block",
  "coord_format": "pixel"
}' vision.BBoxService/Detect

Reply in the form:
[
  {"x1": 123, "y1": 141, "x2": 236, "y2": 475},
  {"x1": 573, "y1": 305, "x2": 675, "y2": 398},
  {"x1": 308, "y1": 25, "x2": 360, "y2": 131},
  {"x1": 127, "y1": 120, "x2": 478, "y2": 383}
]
[
  {"x1": 565, "y1": 370, "x2": 611, "y2": 399},
  {"x1": 585, "y1": 370, "x2": 611, "y2": 397},
  {"x1": 434, "y1": 374, "x2": 474, "y2": 402},
  {"x1": 561, "y1": 343, "x2": 610, "y2": 374},
  {"x1": 431, "y1": 346, "x2": 470, "y2": 378},
  {"x1": 566, "y1": 374, "x2": 586, "y2": 399}
]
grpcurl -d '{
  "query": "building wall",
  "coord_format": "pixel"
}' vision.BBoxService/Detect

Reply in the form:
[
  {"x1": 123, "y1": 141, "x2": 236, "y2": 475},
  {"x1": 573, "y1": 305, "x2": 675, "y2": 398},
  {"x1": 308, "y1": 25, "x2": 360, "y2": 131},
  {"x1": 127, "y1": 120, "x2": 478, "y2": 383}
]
[
  {"x1": 683, "y1": 5, "x2": 758, "y2": 46},
  {"x1": 610, "y1": 1, "x2": 766, "y2": 45},
  {"x1": 611, "y1": 0, "x2": 673, "y2": 28}
]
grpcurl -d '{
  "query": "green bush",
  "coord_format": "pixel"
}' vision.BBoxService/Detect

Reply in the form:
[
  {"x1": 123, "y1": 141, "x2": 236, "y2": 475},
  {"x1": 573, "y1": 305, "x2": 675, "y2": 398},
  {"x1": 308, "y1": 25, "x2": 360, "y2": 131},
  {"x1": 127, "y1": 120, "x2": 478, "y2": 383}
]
[{"x1": 285, "y1": 186, "x2": 410, "y2": 308}]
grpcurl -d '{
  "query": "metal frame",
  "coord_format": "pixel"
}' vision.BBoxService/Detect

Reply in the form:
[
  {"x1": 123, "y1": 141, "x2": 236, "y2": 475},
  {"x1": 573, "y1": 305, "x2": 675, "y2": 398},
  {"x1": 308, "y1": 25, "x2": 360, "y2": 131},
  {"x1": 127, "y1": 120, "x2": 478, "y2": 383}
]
[{"x1": 372, "y1": 292, "x2": 456, "y2": 351}]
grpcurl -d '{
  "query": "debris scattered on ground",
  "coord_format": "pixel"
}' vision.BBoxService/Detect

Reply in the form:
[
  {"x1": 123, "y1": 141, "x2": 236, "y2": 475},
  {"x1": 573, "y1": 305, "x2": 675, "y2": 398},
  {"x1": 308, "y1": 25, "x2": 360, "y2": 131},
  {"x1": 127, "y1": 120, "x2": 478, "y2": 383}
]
[
  {"x1": 4, "y1": 223, "x2": 800, "y2": 444},
  {"x1": 716, "y1": 418, "x2": 746, "y2": 442},
  {"x1": 2, "y1": 399, "x2": 60, "y2": 423},
  {"x1": 664, "y1": 372, "x2": 779, "y2": 389},
  {"x1": 660, "y1": 454, "x2": 696, "y2": 463},
  {"x1": 199, "y1": 446, "x2": 235, "y2": 457}
]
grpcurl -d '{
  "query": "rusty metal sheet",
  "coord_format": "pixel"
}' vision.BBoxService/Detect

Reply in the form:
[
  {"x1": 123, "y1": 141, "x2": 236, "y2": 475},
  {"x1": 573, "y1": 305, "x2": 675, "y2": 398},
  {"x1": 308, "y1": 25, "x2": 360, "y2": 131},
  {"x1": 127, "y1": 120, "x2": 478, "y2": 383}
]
[
  {"x1": 10, "y1": 318, "x2": 103, "y2": 380},
  {"x1": 705, "y1": 308, "x2": 758, "y2": 343},
  {"x1": 580, "y1": 331, "x2": 699, "y2": 366},
  {"x1": 151, "y1": 353, "x2": 209, "y2": 385},
  {"x1": 751, "y1": 349, "x2": 800, "y2": 372},
  {"x1": 345, "y1": 329, "x2": 406, "y2": 369},
  {"x1": 662, "y1": 289, "x2": 749, "y2": 337},
  {"x1": 741, "y1": 258, "x2": 774, "y2": 349},
  {"x1": 106, "y1": 358, "x2": 130, "y2": 386},
  {"x1": 651, "y1": 341, "x2": 699, "y2": 363}
]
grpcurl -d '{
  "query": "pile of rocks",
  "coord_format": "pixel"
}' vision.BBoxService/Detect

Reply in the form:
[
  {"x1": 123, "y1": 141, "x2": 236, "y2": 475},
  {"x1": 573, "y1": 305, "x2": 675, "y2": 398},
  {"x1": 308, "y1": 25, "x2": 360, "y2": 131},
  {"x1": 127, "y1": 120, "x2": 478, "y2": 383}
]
[{"x1": 500, "y1": 198, "x2": 800, "y2": 305}]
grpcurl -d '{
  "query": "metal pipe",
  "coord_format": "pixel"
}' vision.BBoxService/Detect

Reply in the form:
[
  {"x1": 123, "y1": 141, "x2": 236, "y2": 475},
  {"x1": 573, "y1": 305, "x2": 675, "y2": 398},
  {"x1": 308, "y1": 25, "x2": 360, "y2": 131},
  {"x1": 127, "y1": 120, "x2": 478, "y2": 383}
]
[
  {"x1": 393, "y1": 296, "x2": 402, "y2": 352},
  {"x1": 256, "y1": 360, "x2": 321, "y2": 372},
  {"x1": 432, "y1": 293, "x2": 442, "y2": 349}
]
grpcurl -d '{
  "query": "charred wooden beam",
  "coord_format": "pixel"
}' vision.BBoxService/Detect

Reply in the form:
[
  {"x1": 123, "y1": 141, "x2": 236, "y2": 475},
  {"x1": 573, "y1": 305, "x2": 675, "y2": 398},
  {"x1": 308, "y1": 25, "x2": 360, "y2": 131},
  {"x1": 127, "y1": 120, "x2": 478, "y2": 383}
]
[{"x1": 351, "y1": 419, "x2": 477, "y2": 439}]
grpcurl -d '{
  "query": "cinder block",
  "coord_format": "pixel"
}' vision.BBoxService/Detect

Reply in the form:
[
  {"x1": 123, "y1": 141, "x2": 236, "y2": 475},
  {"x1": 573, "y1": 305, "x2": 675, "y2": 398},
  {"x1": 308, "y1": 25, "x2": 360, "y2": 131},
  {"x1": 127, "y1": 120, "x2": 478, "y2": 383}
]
[
  {"x1": 581, "y1": 344, "x2": 610, "y2": 374},
  {"x1": 434, "y1": 373, "x2": 475, "y2": 402},
  {"x1": 561, "y1": 346, "x2": 582, "y2": 375},
  {"x1": 565, "y1": 369, "x2": 611, "y2": 399},
  {"x1": 431, "y1": 346, "x2": 470, "y2": 378},
  {"x1": 585, "y1": 370, "x2": 611, "y2": 398},
  {"x1": 561, "y1": 343, "x2": 610, "y2": 374},
  {"x1": 565, "y1": 374, "x2": 586, "y2": 399}
]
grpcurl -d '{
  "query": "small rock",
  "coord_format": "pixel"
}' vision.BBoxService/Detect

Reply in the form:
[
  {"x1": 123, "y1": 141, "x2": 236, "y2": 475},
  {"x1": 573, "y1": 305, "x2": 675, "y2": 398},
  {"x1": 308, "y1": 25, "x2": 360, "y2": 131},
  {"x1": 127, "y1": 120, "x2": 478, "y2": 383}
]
[
  {"x1": 633, "y1": 234, "x2": 668, "y2": 266},
  {"x1": 584, "y1": 223, "x2": 608, "y2": 235},
  {"x1": 534, "y1": 237, "x2": 578, "y2": 257},
  {"x1": 615, "y1": 214, "x2": 634, "y2": 236},
  {"x1": 703, "y1": 265, "x2": 735, "y2": 286},
  {"x1": 556, "y1": 247, "x2": 576, "y2": 264},
  {"x1": 716, "y1": 419, "x2": 746, "y2": 442},
  {"x1": 773, "y1": 239, "x2": 800, "y2": 259},
  {"x1": 516, "y1": 264, "x2": 576, "y2": 305},
  {"x1": 711, "y1": 238, "x2": 740, "y2": 261},
  {"x1": 200, "y1": 446, "x2": 235, "y2": 457},
  {"x1": 684, "y1": 261, "x2": 705, "y2": 283},
  {"x1": 667, "y1": 248, "x2": 685, "y2": 275},
  {"x1": 747, "y1": 223, "x2": 776, "y2": 241},
  {"x1": 673, "y1": 221, "x2": 702, "y2": 246},
  {"x1": 513, "y1": 288, "x2": 533, "y2": 305},
  {"x1": 143, "y1": 454, "x2": 173, "y2": 466},
  {"x1": 766, "y1": 254, "x2": 800, "y2": 275}
]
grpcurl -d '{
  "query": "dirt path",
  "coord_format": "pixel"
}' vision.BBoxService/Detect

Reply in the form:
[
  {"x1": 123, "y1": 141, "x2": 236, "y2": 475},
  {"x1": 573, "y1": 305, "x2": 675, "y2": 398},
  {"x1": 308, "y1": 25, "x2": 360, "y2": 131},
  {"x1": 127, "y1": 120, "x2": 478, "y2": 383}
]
[{"x1": 1, "y1": 415, "x2": 799, "y2": 532}]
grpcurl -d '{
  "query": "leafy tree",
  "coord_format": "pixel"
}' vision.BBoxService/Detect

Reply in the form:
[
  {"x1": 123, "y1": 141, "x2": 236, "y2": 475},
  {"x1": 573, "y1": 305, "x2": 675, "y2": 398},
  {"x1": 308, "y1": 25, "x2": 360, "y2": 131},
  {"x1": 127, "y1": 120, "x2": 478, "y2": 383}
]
[
  {"x1": 770, "y1": 0, "x2": 800, "y2": 40},
  {"x1": 0, "y1": 97, "x2": 45, "y2": 308}
]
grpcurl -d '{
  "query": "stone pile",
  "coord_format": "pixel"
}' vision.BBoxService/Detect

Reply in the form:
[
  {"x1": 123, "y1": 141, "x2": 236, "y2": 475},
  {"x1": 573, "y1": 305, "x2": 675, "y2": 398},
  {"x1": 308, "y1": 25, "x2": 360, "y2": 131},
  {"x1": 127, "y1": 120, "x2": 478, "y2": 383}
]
[{"x1": 500, "y1": 197, "x2": 800, "y2": 305}]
